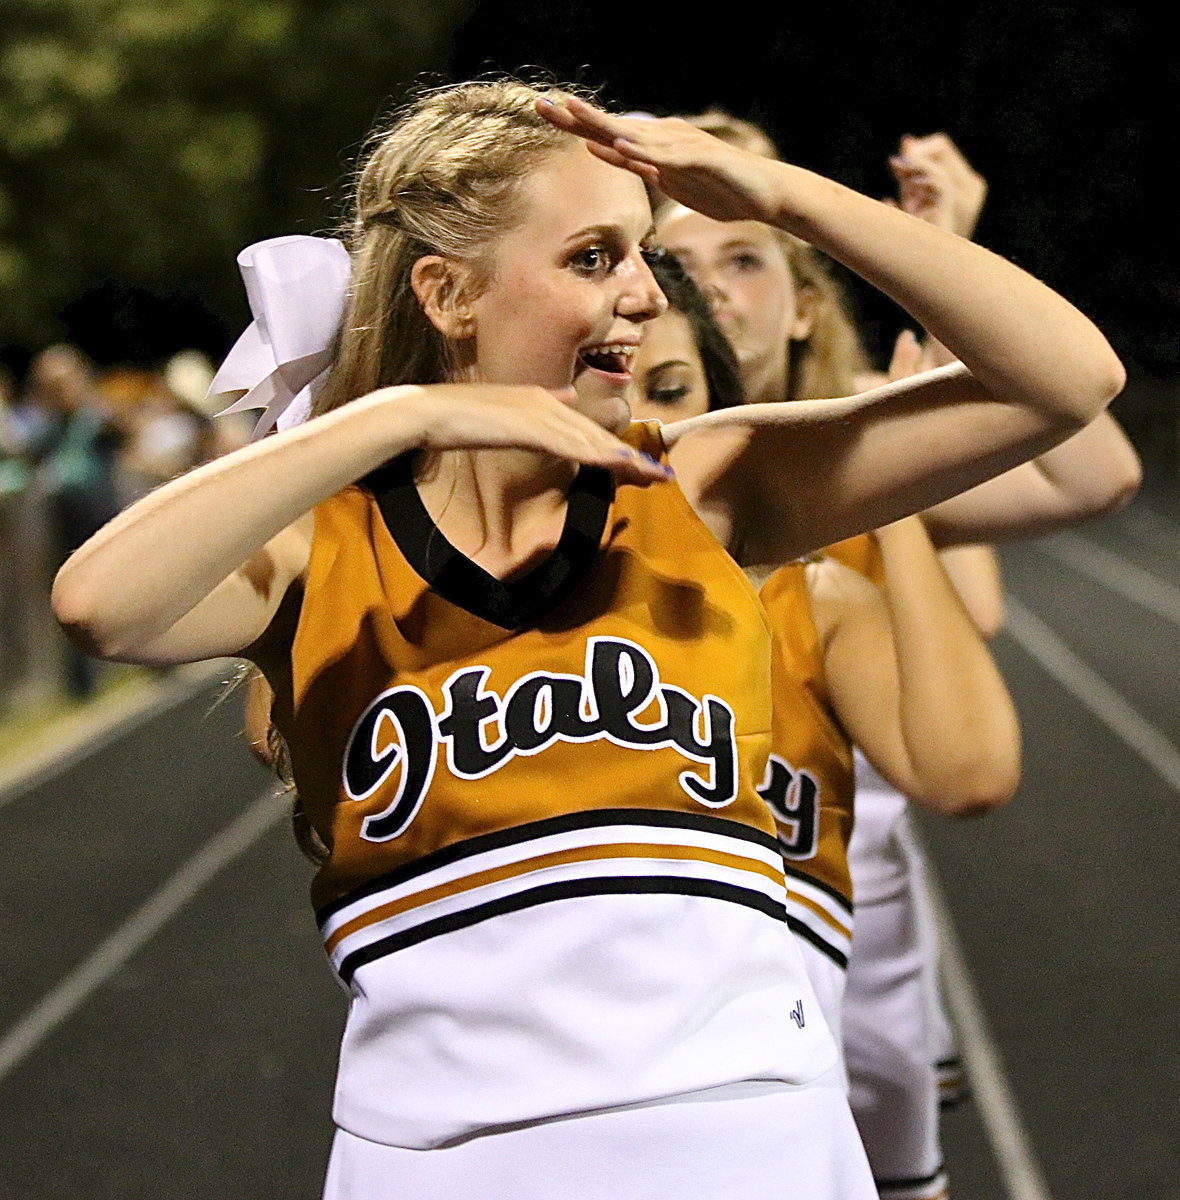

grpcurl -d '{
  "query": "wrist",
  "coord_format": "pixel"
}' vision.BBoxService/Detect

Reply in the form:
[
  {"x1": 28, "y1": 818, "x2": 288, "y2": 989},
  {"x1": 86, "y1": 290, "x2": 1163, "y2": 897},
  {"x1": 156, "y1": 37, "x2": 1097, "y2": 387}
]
[{"x1": 350, "y1": 384, "x2": 433, "y2": 452}]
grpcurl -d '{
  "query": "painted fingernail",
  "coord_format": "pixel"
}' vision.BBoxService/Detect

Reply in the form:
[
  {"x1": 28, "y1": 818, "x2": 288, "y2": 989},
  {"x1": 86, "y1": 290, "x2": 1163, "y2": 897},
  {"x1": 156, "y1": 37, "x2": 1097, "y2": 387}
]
[{"x1": 539, "y1": 97, "x2": 555, "y2": 107}]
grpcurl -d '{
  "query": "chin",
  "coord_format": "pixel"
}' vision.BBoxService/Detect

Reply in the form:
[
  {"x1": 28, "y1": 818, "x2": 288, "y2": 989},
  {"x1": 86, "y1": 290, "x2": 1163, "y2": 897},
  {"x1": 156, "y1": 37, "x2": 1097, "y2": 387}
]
[
  {"x1": 573, "y1": 375, "x2": 632, "y2": 433},
  {"x1": 599, "y1": 398, "x2": 632, "y2": 434}
]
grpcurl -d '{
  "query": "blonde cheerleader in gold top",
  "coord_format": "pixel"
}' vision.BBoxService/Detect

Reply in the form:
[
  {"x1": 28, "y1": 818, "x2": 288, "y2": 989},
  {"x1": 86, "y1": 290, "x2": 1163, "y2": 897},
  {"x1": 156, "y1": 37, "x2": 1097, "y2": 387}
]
[{"x1": 54, "y1": 81, "x2": 1122, "y2": 1199}]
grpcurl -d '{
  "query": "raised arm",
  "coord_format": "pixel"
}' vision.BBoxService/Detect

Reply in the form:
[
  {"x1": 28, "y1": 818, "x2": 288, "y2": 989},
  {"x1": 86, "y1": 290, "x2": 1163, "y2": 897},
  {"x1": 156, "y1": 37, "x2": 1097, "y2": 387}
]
[
  {"x1": 51, "y1": 383, "x2": 668, "y2": 666},
  {"x1": 809, "y1": 518, "x2": 1021, "y2": 815},
  {"x1": 540, "y1": 98, "x2": 1125, "y2": 561},
  {"x1": 886, "y1": 135, "x2": 1141, "y2": 544},
  {"x1": 920, "y1": 409, "x2": 1141, "y2": 545}
]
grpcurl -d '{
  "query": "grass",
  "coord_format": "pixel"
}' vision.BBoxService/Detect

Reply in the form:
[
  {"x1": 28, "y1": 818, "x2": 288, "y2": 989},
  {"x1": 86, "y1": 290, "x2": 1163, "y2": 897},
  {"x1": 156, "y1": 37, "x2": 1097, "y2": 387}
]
[{"x1": 0, "y1": 664, "x2": 157, "y2": 767}]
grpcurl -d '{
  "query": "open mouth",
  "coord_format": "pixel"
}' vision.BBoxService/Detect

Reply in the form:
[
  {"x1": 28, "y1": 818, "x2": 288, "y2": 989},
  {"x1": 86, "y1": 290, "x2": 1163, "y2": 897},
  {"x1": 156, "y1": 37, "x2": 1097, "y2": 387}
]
[{"x1": 577, "y1": 342, "x2": 638, "y2": 379}]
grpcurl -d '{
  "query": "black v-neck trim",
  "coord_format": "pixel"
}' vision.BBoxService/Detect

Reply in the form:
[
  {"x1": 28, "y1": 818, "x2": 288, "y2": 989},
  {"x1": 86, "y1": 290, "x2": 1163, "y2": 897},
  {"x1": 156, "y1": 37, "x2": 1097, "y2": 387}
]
[{"x1": 364, "y1": 453, "x2": 614, "y2": 630}]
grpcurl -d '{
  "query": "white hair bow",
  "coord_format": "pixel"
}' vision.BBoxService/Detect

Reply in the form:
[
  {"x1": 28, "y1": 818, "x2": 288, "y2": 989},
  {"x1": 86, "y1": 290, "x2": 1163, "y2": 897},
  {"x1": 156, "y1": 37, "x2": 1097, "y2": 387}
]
[{"x1": 208, "y1": 235, "x2": 351, "y2": 438}]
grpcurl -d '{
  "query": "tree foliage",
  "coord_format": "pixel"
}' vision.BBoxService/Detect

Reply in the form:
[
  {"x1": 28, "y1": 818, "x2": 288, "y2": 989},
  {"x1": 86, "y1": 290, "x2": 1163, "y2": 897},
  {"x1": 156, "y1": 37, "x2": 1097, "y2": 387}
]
[{"x1": 0, "y1": 0, "x2": 470, "y2": 355}]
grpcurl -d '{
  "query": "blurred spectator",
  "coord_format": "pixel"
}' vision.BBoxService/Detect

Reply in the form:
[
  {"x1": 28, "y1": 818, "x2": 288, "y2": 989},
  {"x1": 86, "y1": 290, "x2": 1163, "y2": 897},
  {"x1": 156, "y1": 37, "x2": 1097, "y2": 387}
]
[
  {"x1": 19, "y1": 344, "x2": 124, "y2": 698},
  {"x1": 0, "y1": 365, "x2": 31, "y2": 701},
  {"x1": 0, "y1": 364, "x2": 29, "y2": 497},
  {"x1": 167, "y1": 348, "x2": 255, "y2": 457},
  {"x1": 106, "y1": 358, "x2": 219, "y2": 502}
]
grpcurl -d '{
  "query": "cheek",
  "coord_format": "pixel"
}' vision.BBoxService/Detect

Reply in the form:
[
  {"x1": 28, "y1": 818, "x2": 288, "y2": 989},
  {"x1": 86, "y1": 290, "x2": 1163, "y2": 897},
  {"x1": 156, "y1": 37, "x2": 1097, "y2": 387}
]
[
  {"x1": 738, "y1": 273, "x2": 798, "y2": 345},
  {"x1": 688, "y1": 379, "x2": 711, "y2": 416},
  {"x1": 481, "y1": 275, "x2": 595, "y2": 368}
]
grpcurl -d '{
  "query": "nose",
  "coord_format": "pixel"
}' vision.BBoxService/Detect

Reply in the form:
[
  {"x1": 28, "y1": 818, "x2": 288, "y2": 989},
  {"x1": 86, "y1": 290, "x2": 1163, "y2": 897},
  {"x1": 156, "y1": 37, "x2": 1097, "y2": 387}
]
[
  {"x1": 617, "y1": 250, "x2": 668, "y2": 322},
  {"x1": 691, "y1": 265, "x2": 727, "y2": 312}
]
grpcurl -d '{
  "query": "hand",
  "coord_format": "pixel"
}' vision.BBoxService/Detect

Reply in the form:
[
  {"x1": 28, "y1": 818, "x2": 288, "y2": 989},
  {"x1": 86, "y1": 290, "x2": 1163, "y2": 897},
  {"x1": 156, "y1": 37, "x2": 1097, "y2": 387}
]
[
  {"x1": 383, "y1": 382, "x2": 673, "y2": 487},
  {"x1": 536, "y1": 95, "x2": 783, "y2": 224},
  {"x1": 888, "y1": 133, "x2": 987, "y2": 238},
  {"x1": 886, "y1": 328, "x2": 938, "y2": 381}
]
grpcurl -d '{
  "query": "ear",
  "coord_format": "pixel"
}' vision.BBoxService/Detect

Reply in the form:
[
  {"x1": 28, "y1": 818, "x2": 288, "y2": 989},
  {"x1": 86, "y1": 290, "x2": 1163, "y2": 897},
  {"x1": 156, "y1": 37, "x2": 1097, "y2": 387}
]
[
  {"x1": 790, "y1": 280, "x2": 819, "y2": 342},
  {"x1": 410, "y1": 255, "x2": 476, "y2": 339}
]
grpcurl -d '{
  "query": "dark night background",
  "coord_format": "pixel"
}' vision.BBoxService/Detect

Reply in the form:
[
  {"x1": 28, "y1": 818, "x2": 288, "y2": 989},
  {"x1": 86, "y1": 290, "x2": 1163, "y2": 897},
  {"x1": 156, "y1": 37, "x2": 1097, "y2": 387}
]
[
  {"x1": 3, "y1": 0, "x2": 1176, "y2": 468},
  {"x1": 450, "y1": 0, "x2": 1177, "y2": 376}
]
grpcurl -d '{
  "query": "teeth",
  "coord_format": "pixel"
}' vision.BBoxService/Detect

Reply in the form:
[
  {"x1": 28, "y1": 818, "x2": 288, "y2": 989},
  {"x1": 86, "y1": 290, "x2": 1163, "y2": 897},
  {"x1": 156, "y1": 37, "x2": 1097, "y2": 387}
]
[{"x1": 584, "y1": 343, "x2": 636, "y2": 359}]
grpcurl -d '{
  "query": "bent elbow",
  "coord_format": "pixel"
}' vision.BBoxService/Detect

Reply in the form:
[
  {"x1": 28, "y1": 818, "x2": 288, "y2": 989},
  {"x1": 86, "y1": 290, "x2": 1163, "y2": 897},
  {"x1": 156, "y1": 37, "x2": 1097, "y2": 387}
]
[
  {"x1": 1098, "y1": 450, "x2": 1142, "y2": 515},
  {"x1": 1081, "y1": 348, "x2": 1128, "y2": 418},
  {"x1": 1069, "y1": 440, "x2": 1143, "y2": 523},
  {"x1": 51, "y1": 568, "x2": 128, "y2": 661},
  {"x1": 1097, "y1": 352, "x2": 1128, "y2": 409},
  {"x1": 939, "y1": 780, "x2": 1017, "y2": 818},
  {"x1": 909, "y1": 758, "x2": 1020, "y2": 818},
  {"x1": 1053, "y1": 351, "x2": 1128, "y2": 431}
]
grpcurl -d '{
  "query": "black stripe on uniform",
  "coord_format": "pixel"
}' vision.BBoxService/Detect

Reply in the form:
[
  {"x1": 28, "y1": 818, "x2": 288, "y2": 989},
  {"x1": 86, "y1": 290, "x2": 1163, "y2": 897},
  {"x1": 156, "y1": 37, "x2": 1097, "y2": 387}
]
[
  {"x1": 366, "y1": 451, "x2": 613, "y2": 630},
  {"x1": 316, "y1": 806, "x2": 783, "y2": 928},
  {"x1": 336, "y1": 874, "x2": 787, "y2": 983},
  {"x1": 782, "y1": 862, "x2": 853, "y2": 915},
  {"x1": 786, "y1": 916, "x2": 849, "y2": 969}
]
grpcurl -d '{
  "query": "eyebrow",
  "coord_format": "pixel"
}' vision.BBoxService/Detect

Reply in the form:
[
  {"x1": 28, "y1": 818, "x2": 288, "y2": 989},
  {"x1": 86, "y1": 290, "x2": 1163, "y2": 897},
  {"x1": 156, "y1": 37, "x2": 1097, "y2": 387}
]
[
  {"x1": 663, "y1": 238, "x2": 761, "y2": 255},
  {"x1": 565, "y1": 222, "x2": 658, "y2": 245}
]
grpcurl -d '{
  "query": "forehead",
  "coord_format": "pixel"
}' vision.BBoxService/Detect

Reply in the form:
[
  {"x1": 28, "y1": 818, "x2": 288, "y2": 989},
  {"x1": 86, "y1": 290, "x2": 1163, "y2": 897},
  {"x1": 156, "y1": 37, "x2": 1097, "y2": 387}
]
[
  {"x1": 512, "y1": 142, "x2": 653, "y2": 241},
  {"x1": 657, "y1": 208, "x2": 779, "y2": 256}
]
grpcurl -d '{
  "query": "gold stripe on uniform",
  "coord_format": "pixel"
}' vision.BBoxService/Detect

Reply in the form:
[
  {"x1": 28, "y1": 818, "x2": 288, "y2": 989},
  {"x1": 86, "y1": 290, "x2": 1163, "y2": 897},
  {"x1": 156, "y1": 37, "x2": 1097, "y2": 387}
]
[{"x1": 325, "y1": 840, "x2": 784, "y2": 954}]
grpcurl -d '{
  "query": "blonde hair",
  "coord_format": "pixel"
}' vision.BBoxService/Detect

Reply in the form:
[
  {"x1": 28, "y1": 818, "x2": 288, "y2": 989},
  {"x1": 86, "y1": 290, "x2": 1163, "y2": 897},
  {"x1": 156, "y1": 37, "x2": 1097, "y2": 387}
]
[
  {"x1": 313, "y1": 80, "x2": 578, "y2": 416},
  {"x1": 677, "y1": 108, "x2": 869, "y2": 400},
  {"x1": 275, "y1": 82, "x2": 586, "y2": 861}
]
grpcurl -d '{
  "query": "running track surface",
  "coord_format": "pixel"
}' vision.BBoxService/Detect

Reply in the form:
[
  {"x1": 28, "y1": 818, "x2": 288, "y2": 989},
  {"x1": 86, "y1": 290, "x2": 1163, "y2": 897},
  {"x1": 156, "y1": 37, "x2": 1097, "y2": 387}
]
[{"x1": 1, "y1": 493, "x2": 1178, "y2": 1199}]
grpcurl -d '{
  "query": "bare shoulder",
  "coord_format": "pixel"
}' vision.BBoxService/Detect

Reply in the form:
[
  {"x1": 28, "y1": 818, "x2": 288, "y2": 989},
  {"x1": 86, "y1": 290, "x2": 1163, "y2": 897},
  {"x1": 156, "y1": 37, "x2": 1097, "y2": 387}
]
[
  {"x1": 663, "y1": 419, "x2": 753, "y2": 551},
  {"x1": 804, "y1": 555, "x2": 881, "y2": 608}
]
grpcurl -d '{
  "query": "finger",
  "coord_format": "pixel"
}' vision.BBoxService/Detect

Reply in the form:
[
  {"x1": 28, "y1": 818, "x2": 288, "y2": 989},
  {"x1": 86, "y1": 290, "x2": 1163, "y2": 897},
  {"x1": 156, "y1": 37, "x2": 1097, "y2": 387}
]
[
  {"x1": 890, "y1": 155, "x2": 941, "y2": 180},
  {"x1": 565, "y1": 95, "x2": 654, "y2": 145},
  {"x1": 920, "y1": 132, "x2": 960, "y2": 160},
  {"x1": 887, "y1": 329, "x2": 924, "y2": 382},
  {"x1": 581, "y1": 140, "x2": 632, "y2": 169},
  {"x1": 582, "y1": 141, "x2": 661, "y2": 185},
  {"x1": 588, "y1": 144, "x2": 661, "y2": 185},
  {"x1": 537, "y1": 95, "x2": 630, "y2": 146},
  {"x1": 607, "y1": 454, "x2": 673, "y2": 487},
  {"x1": 553, "y1": 432, "x2": 672, "y2": 485},
  {"x1": 537, "y1": 396, "x2": 674, "y2": 481}
]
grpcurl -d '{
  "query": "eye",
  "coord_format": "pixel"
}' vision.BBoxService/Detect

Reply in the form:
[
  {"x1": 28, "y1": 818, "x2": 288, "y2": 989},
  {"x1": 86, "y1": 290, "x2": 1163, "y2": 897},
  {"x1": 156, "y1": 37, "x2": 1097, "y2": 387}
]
[
  {"x1": 646, "y1": 384, "x2": 690, "y2": 405},
  {"x1": 729, "y1": 251, "x2": 764, "y2": 273},
  {"x1": 569, "y1": 244, "x2": 615, "y2": 276}
]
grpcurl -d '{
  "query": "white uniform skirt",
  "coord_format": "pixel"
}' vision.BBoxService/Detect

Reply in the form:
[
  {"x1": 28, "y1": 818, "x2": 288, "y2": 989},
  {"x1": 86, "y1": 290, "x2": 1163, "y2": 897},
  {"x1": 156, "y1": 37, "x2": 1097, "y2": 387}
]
[{"x1": 323, "y1": 1072, "x2": 875, "y2": 1200}]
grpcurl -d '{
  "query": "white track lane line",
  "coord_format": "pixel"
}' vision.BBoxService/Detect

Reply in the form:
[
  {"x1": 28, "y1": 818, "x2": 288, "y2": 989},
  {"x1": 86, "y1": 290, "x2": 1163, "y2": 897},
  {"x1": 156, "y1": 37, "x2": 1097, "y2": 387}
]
[
  {"x1": 1005, "y1": 597, "x2": 1180, "y2": 793},
  {"x1": 1033, "y1": 533, "x2": 1180, "y2": 630},
  {"x1": 1114, "y1": 503, "x2": 1180, "y2": 556},
  {"x1": 912, "y1": 827, "x2": 1055, "y2": 1200},
  {"x1": 0, "y1": 659, "x2": 240, "y2": 810},
  {"x1": 918, "y1": 582, "x2": 1180, "y2": 1200},
  {"x1": 0, "y1": 789, "x2": 286, "y2": 1085}
]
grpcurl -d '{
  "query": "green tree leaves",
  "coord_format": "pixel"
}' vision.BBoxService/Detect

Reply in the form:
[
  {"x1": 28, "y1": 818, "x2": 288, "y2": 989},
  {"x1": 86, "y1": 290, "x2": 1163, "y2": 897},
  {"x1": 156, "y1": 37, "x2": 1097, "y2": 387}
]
[{"x1": 0, "y1": 0, "x2": 468, "y2": 352}]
